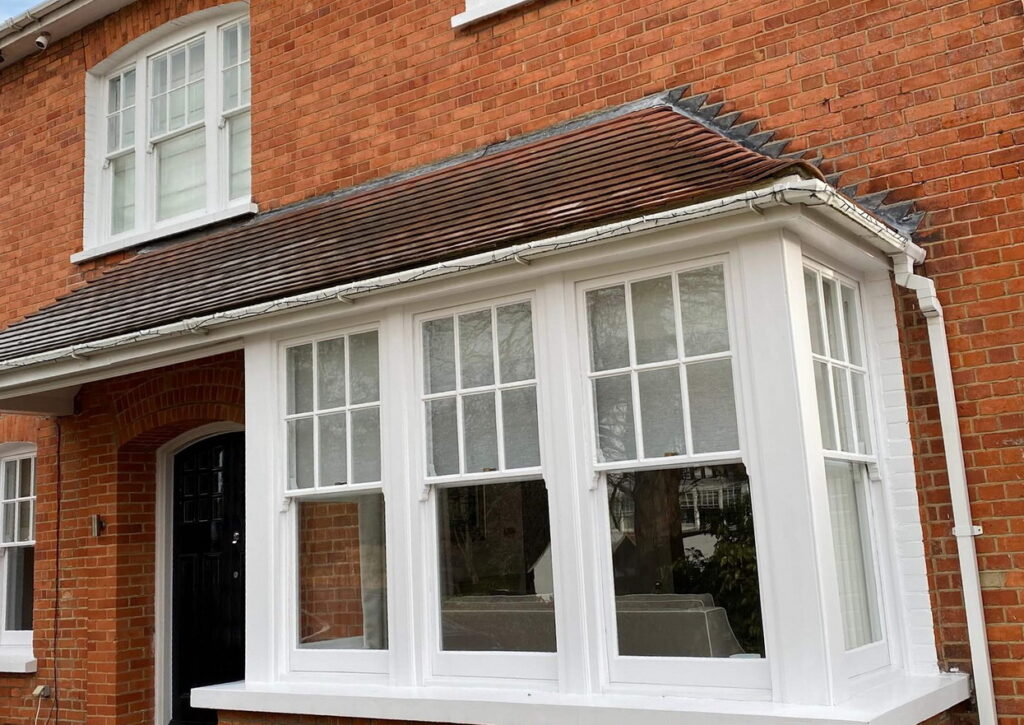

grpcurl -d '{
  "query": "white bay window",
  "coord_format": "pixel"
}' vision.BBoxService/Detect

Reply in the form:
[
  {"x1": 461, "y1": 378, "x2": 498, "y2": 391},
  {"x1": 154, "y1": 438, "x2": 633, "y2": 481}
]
[
  {"x1": 222, "y1": 221, "x2": 960, "y2": 722},
  {"x1": 82, "y1": 7, "x2": 252, "y2": 260}
]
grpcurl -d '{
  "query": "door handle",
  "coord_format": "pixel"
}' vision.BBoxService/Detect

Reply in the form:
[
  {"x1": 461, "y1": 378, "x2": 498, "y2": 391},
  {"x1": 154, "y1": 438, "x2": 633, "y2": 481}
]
[{"x1": 232, "y1": 531, "x2": 241, "y2": 545}]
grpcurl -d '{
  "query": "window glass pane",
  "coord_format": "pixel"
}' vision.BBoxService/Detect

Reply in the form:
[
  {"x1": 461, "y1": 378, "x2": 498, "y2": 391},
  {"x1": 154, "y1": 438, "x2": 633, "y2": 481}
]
[
  {"x1": 804, "y1": 269, "x2": 825, "y2": 356},
  {"x1": 108, "y1": 75, "x2": 121, "y2": 114},
  {"x1": 16, "y1": 501, "x2": 31, "y2": 542},
  {"x1": 351, "y1": 408, "x2": 381, "y2": 484},
  {"x1": 240, "y1": 21, "x2": 250, "y2": 61},
  {"x1": 822, "y1": 277, "x2": 844, "y2": 362},
  {"x1": 316, "y1": 337, "x2": 346, "y2": 409},
  {"x1": 123, "y1": 68, "x2": 136, "y2": 107},
  {"x1": 188, "y1": 38, "x2": 204, "y2": 81},
  {"x1": 106, "y1": 114, "x2": 120, "y2": 154},
  {"x1": 2, "y1": 461, "x2": 14, "y2": 498},
  {"x1": 286, "y1": 344, "x2": 314, "y2": 414},
  {"x1": 426, "y1": 397, "x2": 459, "y2": 476},
  {"x1": 170, "y1": 47, "x2": 187, "y2": 85},
  {"x1": 496, "y1": 302, "x2": 534, "y2": 383},
  {"x1": 1, "y1": 503, "x2": 14, "y2": 543},
  {"x1": 463, "y1": 392, "x2": 498, "y2": 473},
  {"x1": 501, "y1": 386, "x2": 540, "y2": 469},
  {"x1": 423, "y1": 318, "x2": 456, "y2": 393},
  {"x1": 814, "y1": 360, "x2": 836, "y2": 450},
  {"x1": 222, "y1": 65, "x2": 240, "y2": 110},
  {"x1": 156, "y1": 128, "x2": 206, "y2": 220},
  {"x1": 349, "y1": 331, "x2": 380, "y2": 405},
  {"x1": 438, "y1": 480, "x2": 554, "y2": 652},
  {"x1": 121, "y1": 106, "x2": 135, "y2": 147},
  {"x1": 228, "y1": 111, "x2": 252, "y2": 200},
  {"x1": 638, "y1": 367, "x2": 686, "y2": 458},
  {"x1": 686, "y1": 360, "x2": 739, "y2": 453},
  {"x1": 151, "y1": 55, "x2": 168, "y2": 96},
  {"x1": 851, "y1": 372, "x2": 872, "y2": 455},
  {"x1": 223, "y1": 24, "x2": 239, "y2": 67},
  {"x1": 458, "y1": 310, "x2": 494, "y2": 389},
  {"x1": 150, "y1": 93, "x2": 167, "y2": 136},
  {"x1": 833, "y1": 367, "x2": 854, "y2": 452},
  {"x1": 586, "y1": 286, "x2": 629, "y2": 371},
  {"x1": 110, "y1": 153, "x2": 136, "y2": 236},
  {"x1": 631, "y1": 276, "x2": 676, "y2": 364},
  {"x1": 841, "y1": 285, "x2": 863, "y2": 366},
  {"x1": 593, "y1": 374, "x2": 636, "y2": 462},
  {"x1": 825, "y1": 461, "x2": 881, "y2": 650},
  {"x1": 5, "y1": 546, "x2": 34, "y2": 631},
  {"x1": 606, "y1": 464, "x2": 764, "y2": 657},
  {"x1": 678, "y1": 266, "x2": 729, "y2": 357},
  {"x1": 168, "y1": 86, "x2": 187, "y2": 130},
  {"x1": 187, "y1": 81, "x2": 204, "y2": 124},
  {"x1": 287, "y1": 418, "x2": 315, "y2": 490},
  {"x1": 298, "y1": 494, "x2": 387, "y2": 650},
  {"x1": 18, "y1": 459, "x2": 32, "y2": 497},
  {"x1": 318, "y1": 413, "x2": 347, "y2": 487},
  {"x1": 240, "y1": 59, "x2": 251, "y2": 106}
]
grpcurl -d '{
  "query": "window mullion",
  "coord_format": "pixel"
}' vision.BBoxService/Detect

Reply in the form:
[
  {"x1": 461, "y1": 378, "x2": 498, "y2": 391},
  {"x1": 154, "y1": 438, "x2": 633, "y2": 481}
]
[
  {"x1": 622, "y1": 283, "x2": 644, "y2": 459},
  {"x1": 205, "y1": 26, "x2": 220, "y2": 213},
  {"x1": 671, "y1": 271, "x2": 695, "y2": 458},
  {"x1": 490, "y1": 307, "x2": 506, "y2": 472}
]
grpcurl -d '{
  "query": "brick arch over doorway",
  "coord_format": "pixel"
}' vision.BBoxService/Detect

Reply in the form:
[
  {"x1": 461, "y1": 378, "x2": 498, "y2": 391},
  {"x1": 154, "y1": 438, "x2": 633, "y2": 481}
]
[{"x1": 39, "y1": 351, "x2": 244, "y2": 724}]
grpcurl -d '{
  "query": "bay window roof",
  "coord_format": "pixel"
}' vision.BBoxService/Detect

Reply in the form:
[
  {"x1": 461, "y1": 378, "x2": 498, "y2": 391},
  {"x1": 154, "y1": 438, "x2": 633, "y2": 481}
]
[{"x1": 0, "y1": 100, "x2": 860, "y2": 365}]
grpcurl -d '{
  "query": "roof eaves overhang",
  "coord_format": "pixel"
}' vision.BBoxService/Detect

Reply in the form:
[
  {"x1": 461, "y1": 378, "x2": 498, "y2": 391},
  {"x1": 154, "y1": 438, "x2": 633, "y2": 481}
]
[
  {"x1": 0, "y1": 176, "x2": 923, "y2": 408},
  {"x1": 0, "y1": 0, "x2": 134, "y2": 69}
]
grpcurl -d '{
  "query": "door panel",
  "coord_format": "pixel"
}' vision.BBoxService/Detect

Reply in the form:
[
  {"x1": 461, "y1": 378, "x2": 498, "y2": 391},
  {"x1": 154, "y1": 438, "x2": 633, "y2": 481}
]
[{"x1": 171, "y1": 431, "x2": 245, "y2": 725}]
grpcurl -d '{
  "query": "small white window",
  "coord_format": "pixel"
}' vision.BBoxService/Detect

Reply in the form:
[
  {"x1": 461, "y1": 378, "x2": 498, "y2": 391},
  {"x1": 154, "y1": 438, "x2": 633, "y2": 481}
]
[
  {"x1": 84, "y1": 10, "x2": 252, "y2": 257},
  {"x1": 0, "y1": 452, "x2": 35, "y2": 644}
]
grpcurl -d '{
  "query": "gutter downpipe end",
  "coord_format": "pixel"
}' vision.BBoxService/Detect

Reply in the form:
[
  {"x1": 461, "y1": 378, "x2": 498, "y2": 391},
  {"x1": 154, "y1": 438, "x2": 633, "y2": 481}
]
[{"x1": 892, "y1": 252, "x2": 996, "y2": 725}]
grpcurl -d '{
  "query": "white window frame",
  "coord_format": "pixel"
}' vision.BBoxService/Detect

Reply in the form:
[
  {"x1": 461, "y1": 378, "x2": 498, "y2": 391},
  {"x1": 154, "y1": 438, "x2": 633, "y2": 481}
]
[
  {"x1": 450, "y1": 0, "x2": 534, "y2": 28},
  {"x1": 413, "y1": 292, "x2": 558, "y2": 683},
  {"x1": 572, "y1": 254, "x2": 770, "y2": 694},
  {"x1": 279, "y1": 322, "x2": 390, "y2": 677},
  {"x1": 229, "y1": 215, "x2": 955, "y2": 721},
  {"x1": 0, "y1": 444, "x2": 36, "y2": 654},
  {"x1": 80, "y1": 4, "x2": 255, "y2": 263},
  {"x1": 803, "y1": 259, "x2": 891, "y2": 680}
]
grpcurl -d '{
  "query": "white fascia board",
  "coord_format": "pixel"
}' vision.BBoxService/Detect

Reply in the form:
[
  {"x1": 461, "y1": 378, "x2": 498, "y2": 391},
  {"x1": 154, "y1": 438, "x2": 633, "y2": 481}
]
[
  {"x1": 0, "y1": 178, "x2": 922, "y2": 392},
  {"x1": 0, "y1": 0, "x2": 135, "y2": 69},
  {"x1": 191, "y1": 672, "x2": 968, "y2": 725}
]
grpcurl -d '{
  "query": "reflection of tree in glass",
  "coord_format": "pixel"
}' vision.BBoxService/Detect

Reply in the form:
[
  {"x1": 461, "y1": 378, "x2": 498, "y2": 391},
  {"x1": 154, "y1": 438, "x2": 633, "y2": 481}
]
[
  {"x1": 609, "y1": 465, "x2": 764, "y2": 656},
  {"x1": 441, "y1": 481, "x2": 550, "y2": 596}
]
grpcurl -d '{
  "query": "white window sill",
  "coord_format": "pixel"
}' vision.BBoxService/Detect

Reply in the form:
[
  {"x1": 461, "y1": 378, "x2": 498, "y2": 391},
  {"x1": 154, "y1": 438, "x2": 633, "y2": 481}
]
[
  {"x1": 451, "y1": 0, "x2": 533, "y2": 28},
  {"x1": 73, "y1": 203, "x2": 259, "y2": 264},
  {"x1": 0, "y1": 646, "x2": 37, "y2": 673},
  {"x1": 192, "y1": 671, "x2": 969, "y2": 725}
]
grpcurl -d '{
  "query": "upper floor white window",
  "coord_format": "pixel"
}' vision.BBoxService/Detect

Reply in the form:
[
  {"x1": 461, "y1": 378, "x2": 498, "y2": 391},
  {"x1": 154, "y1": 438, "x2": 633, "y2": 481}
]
[{"x1": 82, "y1": 7, "x2": 252, "y2": 261}]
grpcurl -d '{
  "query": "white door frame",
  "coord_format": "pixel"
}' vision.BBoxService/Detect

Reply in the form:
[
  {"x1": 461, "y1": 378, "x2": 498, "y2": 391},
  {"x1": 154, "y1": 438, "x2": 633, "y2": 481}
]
[{"x1": 154, "y1": 422, "x2": 245, "y2": 725}]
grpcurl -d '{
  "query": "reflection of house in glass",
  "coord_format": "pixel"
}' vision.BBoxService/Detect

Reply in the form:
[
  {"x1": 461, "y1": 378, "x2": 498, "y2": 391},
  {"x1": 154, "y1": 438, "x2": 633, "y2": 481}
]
[{"x1": 607, "y1": 464, "x2": 763, "y2": 657}]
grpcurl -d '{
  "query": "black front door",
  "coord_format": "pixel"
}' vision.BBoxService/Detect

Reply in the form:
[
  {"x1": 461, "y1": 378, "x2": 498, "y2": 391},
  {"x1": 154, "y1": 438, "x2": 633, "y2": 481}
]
[{"x1": 171, "y1": 432, "x2": 245, "y2": 725}]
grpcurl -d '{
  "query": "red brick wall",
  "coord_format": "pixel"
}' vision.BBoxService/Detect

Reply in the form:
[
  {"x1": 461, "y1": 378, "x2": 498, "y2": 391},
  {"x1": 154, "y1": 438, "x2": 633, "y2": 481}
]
[
  {"x1": 0, "y1": 354, "x2": 243, "y2": 725},
  {"x1": 0, "y1": 414, "x2": 51, "y2": 725},
  {"x1": 0, "y1": 0, "x2": 1021, "y2": 722}
]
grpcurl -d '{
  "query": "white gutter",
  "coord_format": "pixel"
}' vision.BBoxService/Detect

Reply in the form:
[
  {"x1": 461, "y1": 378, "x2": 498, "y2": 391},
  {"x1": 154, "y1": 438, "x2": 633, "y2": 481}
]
[
  {"x1": 0, "y1": 176, "x2": 922, "y2": 373},
  {"x1": 893, "y1": 254, "x2": 996, "y2": 725}
]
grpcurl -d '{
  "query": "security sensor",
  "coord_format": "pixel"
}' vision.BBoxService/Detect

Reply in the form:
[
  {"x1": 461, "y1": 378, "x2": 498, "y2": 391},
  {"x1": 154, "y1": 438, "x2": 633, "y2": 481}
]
[{"x1": 35, "y1": 32, "x2": 51, "y2": 50}]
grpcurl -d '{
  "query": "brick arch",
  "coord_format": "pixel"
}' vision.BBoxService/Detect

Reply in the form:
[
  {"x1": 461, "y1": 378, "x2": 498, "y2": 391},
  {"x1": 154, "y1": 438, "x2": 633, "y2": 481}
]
[{"x1": 113, "y1": 351, "x2": 244, "y2": 451}]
